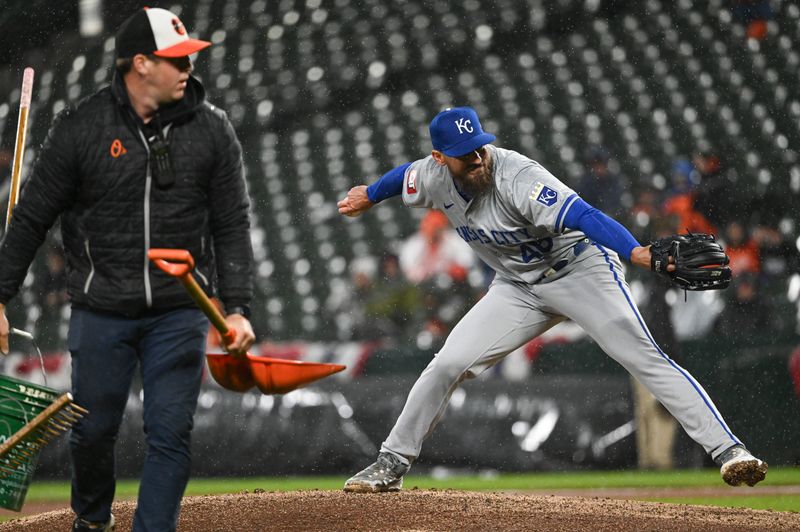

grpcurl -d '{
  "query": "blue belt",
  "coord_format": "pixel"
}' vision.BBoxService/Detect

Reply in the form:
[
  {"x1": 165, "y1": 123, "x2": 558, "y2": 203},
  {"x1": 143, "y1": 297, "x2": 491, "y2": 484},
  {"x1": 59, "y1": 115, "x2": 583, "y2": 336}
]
[
  {"x1": 572, "y1": 237, "x2": 592, "y2": 257},
  {"x1": 534, "y1": 238, "x2": 591, "y2": 284}
]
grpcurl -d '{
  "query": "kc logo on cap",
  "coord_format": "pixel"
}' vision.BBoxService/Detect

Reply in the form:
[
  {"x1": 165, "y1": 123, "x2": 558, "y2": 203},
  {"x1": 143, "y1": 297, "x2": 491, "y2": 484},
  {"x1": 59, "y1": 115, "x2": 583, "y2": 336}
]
[
  {"x1": 429, "y1": 107, "x2": 496, "y2": 157},
  {"x1": 454, "y1": 118, "x2": 473, "y2": 134}
]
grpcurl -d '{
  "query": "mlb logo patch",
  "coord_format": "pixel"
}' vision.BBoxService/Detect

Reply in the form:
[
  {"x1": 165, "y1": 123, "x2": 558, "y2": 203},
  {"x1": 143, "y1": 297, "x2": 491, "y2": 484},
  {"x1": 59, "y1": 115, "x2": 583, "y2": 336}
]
[
  {"x1": 407, "y1": 169, "x2": 418, "y2": 194},
  {"x1": 531, "y1": 182, "x2": 558, "y2": 207}
]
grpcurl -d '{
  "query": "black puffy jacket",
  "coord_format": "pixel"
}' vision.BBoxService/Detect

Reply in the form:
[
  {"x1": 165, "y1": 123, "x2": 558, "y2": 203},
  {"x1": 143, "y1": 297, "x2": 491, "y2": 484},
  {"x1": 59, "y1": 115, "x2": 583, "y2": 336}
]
[{"x1": 0, "y1": 70, "x2": 253, "y2": 317}]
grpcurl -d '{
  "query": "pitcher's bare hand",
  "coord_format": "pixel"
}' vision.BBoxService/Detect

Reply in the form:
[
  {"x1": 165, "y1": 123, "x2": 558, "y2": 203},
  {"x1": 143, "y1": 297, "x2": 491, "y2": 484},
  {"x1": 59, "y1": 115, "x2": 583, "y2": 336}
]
[
  {"x1": 337, "y1": 185, "x2": 374, "y2": 217},
  {"x1": 631, "y1": 245, "x2": 675, "y2": 272}
]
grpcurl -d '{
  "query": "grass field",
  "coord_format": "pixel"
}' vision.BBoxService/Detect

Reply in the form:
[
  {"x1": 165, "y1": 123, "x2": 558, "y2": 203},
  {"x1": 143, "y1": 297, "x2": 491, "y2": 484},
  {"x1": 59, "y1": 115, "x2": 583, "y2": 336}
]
[{"x1": 17, "y1": 467, "x2": 800, "y2": 513}]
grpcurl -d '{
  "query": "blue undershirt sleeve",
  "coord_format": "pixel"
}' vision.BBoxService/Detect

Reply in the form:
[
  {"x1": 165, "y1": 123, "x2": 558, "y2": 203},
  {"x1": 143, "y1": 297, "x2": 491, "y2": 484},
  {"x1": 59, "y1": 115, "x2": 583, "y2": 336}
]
[
  {"x1": 562, "y1": 198, "x2": 640, "y2": 261},
  {"x1": 366, "y1": 162, "x2": 411, "y2": 203}
]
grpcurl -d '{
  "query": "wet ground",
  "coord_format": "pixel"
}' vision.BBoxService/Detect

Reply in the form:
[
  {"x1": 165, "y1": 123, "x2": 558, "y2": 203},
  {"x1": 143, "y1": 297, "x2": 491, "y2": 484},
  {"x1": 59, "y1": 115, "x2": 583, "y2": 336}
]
[{"x1": 2, "y1": 489, "x2": 799, "y2": 531}]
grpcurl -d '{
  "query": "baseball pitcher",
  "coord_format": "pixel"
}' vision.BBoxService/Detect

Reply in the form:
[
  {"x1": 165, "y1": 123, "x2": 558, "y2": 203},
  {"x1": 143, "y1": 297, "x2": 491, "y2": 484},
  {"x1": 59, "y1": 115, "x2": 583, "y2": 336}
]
[{"x1": 337, "y1": 107, "x2": 766, "y2": 492}]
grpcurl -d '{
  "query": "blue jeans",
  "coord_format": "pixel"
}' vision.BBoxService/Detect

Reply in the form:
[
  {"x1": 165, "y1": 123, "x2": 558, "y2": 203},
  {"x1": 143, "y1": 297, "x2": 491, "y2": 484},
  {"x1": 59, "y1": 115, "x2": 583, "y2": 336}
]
[{"x1": 68, "y1": 307, "x2": 207, "y2": 532}]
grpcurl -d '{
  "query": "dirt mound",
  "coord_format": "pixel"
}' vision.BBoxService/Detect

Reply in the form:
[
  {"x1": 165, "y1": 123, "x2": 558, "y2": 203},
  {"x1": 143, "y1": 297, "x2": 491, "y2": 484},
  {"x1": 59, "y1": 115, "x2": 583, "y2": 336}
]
[{"x1": 2, "y1": 490, "x2": 798, "y2": 531}]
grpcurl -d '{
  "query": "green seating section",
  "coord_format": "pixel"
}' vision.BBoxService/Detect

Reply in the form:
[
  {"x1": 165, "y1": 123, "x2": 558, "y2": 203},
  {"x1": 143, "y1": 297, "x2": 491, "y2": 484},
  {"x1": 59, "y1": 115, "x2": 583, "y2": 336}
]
[{"x1": 0, "y1": 0, "x2": 796, "y2": 342}]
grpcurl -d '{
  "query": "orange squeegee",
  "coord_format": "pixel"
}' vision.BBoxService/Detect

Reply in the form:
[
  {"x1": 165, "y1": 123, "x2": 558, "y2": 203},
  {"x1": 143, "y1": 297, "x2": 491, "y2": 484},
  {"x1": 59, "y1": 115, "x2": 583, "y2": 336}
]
[{"x1": 148, "y1": 249, "x2": 345, "y2": 394}]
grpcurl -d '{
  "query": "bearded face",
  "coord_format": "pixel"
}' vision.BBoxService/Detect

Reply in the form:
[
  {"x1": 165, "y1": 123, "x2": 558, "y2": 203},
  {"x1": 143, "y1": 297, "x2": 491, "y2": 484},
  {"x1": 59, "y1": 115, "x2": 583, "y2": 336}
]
[{"x1": 437, "y1": 146, "x2": 494, "y2": 197}]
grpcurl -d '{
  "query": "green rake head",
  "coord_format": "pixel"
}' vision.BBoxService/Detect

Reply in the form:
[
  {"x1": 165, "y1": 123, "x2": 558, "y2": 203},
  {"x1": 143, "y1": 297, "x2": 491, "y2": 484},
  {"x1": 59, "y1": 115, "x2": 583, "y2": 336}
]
[{"x1": 0, "y1": 393, "x2": 88, "y2": 476}]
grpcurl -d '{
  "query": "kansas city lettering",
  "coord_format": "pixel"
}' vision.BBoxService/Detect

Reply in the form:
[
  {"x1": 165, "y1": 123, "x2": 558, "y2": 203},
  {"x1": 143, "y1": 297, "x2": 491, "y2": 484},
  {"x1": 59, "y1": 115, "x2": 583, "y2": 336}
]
[
  {"x1": 455, "y1": 225, "x2": 553, "y2": 263},
  {"x1": 456, "y1": 226, "x2": 492, "y2": 244},
  {"x1": 455, "y1": 225, "x2": 539, "y2": 246}
]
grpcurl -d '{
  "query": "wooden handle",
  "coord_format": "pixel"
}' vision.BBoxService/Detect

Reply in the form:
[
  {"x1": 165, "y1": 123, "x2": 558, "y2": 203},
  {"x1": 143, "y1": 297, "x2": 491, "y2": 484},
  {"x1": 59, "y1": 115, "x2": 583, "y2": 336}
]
[
  {"x1": 147, "y1": 248, "x2": 235, "y2": 344},
  {"x1": 148, "y1": 248, "x2": 195, "y2": 276},
  {"x1": 178, "y1": 273, "x2": 235, "y2": 342},
  {"x1": 5, "y1": 68, "x2": 34, "y2": 231},
  {"x1": 0, "y1": 393, "x2": 73, "y2": 460}
]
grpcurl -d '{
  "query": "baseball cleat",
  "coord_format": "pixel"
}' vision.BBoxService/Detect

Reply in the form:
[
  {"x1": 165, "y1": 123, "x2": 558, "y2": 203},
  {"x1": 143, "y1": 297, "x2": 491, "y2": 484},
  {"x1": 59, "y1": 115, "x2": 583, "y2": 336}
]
[
  {"x1": 716, "y1": 444, "x2": 768, "y2": 487},
  {"x1": 72, "y1": 513, "x2": 115, "y2": 531},
  {"x1": 343, "y1": 452, "x2": 410, "y2": 493}
]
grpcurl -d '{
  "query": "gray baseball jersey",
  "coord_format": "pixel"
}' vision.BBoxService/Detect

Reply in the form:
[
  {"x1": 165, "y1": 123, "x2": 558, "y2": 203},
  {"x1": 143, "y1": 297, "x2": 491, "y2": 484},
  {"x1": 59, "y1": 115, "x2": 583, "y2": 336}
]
[
  {"x1": 402, "y1": 145, "x2": 586, "y2": 284},
  {"x1": 376, "y1": 144, "x2": 743, "y2": 467}
]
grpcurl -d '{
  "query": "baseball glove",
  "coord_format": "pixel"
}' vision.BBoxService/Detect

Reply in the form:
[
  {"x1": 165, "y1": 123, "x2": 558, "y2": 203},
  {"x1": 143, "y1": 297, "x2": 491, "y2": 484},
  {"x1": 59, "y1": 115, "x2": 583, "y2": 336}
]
[{"x1": 650, "y1": 233, "x2": 731, "y2": 291}]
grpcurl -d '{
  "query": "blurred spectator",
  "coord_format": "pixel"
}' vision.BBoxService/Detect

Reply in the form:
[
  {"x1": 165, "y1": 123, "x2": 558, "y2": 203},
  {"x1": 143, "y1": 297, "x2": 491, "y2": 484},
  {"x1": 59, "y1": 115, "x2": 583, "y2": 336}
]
[
  {"x1": 716, "y1": 272, "x2": 769, "y2": 340},
  {"x1": 631, "y1": 215, "x2": 681, "y2": 470},
  {"x1": 668, "y1": 159, "x2": 699, "y2": 196},
  {"x1": 672, "y1": 291, "x2": 725, "y2": 340},
  {"x1": 632, "y1": 376, "x2": 679, "y2": 470},
  {"x1": 326, "y1": 256, "x2": 381, "y2": 341},
  {"x1": 723, "y1": 221, "x2": 761, "y2": 277},
  {"x1": 693, "y1": 150, "x2": 723, "y2": 182},
  {"x1": 399, "y1": 210, "x2": 474, "y2": 284},
  {"x1": 732, "y1": 0, "x2": 773, "y2": 40},
  {"x1": 663, "y1": 158, "x2": 716, "y2": 235},
  {"x1": 692, "y1": 149, "x2": 739, "y2": 229},
  {"x1": 42, "y1": 247, "x2": 69, "y2": 310},
  {"x1": 750, "y1": 225, "x2": 788, "y2": 277},
  {"x1": 1, "y1": 147, "x2": 13, "y2": 233},
  {"x1": 752, "y1": 226, "x2": 800, "y2": 334},
  {"x1": 0, "y1": 147, "x2": 12, "y2": 178},
  {"x1": 364, "y1": 253, "x2": 421, "y2": 338},
  {"x1": 660, "y1": 163, "x2": 724, "y2": 339},
  {"x1": 33, "y1": 247, "x2": 69, "y2": 350},
  {"x1": 327, "y1": 253, "x2": 427, "y2": 342},
  {"x1": 630, "y1": 187, "x2": 665, "y2": 241},
  {"x1": 577, "y1": 145, "x2": 630, "y2": 220},
  {"x1": 398, "y1": 210, "x2": 478, "y2": 348}
]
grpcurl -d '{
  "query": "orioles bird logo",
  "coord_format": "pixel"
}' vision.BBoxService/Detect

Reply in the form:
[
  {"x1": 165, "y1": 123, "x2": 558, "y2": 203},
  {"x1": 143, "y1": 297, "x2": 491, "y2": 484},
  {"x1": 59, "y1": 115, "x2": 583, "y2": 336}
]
[
  {"x1": 110, "y1": 139, "x2": 127, "y2": 158},
  {"x1": 172, "y1": 18, "x2": 186, "y2": 36}
]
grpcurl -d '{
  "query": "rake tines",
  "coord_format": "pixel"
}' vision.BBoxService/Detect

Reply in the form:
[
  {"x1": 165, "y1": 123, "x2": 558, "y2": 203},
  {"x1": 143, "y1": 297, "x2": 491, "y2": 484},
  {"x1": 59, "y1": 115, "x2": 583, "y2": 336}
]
[{"x1": 0, "y1": 393, "x2": 88, "y2": 476}]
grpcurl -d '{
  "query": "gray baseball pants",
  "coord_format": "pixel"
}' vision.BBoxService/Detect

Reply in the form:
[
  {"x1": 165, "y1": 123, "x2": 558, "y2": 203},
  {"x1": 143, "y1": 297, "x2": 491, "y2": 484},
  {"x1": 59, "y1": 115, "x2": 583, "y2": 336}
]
[{"x1": 381, "y1": 245, "x2": 741, "y2": 462}]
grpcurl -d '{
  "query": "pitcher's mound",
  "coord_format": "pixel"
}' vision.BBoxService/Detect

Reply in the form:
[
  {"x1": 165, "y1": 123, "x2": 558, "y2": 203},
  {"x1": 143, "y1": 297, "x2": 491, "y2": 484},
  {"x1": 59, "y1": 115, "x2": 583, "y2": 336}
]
[{"x1": 2, "y1": 490, "x2": 798, "y2": 531}]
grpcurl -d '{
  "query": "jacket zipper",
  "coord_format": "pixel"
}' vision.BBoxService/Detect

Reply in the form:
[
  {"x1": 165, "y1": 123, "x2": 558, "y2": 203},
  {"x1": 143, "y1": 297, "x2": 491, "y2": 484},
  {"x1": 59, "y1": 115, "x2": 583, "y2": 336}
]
[
  {"x1": 136, "y1": 123, "x2": 173, "y2": 308},
  {"x1": 83, "y1": 239, "x2": 95, "y2": 294},
  {"x1": 195, "y1": 237, "x2": 209, "y2": 287},
  {"x1": 136, "y1": 128, "x2": 154, "y2": 308},
  {"x1": 195, "y1": 268, "x2": 209, "y2": 287}
]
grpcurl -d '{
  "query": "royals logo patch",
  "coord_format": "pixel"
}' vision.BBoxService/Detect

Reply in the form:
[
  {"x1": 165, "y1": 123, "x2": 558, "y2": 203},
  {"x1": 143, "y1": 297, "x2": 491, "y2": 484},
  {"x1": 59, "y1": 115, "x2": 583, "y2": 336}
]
[
  {"x1": 407, "y1": 169, "x2": 418, "y2": 194},
  {"x1": 531, "y1": 182, "x2": 558, "y2": 207}
]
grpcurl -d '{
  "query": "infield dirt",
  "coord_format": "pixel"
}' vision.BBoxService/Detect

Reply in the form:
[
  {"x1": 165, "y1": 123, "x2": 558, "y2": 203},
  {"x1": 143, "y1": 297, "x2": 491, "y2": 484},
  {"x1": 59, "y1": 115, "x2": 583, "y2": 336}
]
[{"x1": 2, "y1": 490, "x2": 799, "y2": 531}]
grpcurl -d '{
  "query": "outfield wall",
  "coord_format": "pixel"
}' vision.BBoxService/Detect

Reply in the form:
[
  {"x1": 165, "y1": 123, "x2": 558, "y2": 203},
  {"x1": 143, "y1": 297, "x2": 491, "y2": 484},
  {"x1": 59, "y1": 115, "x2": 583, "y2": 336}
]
[{"x1": 32, "y1": 338, "x2": 799, "y2": 478}]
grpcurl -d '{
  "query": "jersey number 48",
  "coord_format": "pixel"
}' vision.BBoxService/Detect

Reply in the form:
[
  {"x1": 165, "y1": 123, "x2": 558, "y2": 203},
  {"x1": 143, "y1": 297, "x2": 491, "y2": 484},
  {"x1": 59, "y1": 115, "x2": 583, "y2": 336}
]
[{"x1": 520, "y1": 237, "x2": 553, "y2": 263}]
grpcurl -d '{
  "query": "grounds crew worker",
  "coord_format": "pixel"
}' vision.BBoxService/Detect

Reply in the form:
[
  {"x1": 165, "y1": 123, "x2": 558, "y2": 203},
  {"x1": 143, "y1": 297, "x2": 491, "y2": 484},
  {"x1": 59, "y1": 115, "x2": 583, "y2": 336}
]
[{"x1": 0, "y1": 8, "x2": 255, "y2": 531}]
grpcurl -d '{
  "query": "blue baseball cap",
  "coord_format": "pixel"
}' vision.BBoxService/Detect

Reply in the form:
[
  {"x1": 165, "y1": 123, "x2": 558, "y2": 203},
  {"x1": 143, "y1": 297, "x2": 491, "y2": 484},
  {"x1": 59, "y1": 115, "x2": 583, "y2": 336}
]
[{"x1": 429, "y1": 107, "x2": 496, "y2": 157}]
